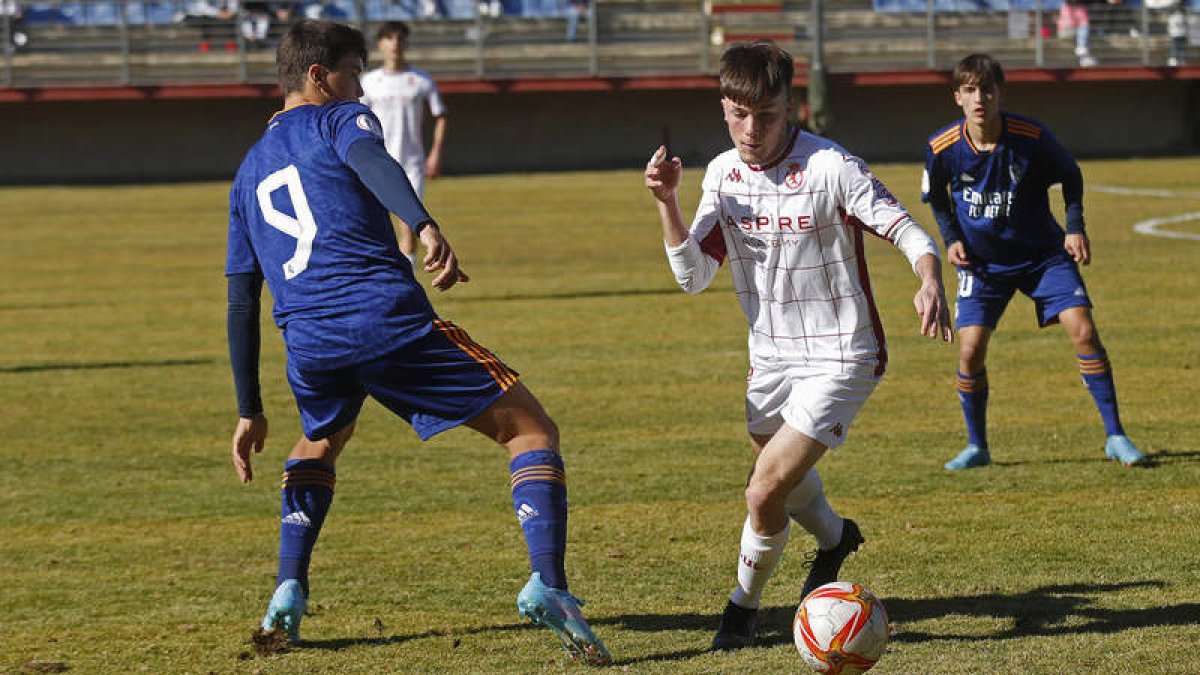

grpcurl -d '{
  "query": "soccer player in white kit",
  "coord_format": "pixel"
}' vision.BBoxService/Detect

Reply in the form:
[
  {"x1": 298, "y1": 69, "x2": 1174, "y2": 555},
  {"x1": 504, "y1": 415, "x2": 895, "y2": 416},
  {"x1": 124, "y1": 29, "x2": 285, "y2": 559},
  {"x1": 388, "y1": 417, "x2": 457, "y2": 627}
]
[
  {"x1": 361, "y1": 21, "x2": 447, "y2": 263},
  {"x1": 644, "y1": 42, "x2": 954, "y2": 650}
]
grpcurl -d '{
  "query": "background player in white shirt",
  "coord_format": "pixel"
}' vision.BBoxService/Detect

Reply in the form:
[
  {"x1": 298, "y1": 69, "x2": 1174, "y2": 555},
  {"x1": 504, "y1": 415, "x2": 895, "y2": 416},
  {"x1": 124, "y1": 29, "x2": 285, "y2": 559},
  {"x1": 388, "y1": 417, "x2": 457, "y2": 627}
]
[
  {"x1": 361, "y1": 20, "x2": 447, "y2": 263},
  {"x1": 644, "y1": 41, "x2": 953, "y2": 651}
]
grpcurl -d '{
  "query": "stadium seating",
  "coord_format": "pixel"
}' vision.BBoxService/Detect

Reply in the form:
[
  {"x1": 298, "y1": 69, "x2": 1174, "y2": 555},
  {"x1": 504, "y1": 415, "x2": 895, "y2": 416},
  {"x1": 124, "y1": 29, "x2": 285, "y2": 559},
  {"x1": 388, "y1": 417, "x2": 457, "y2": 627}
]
[{"x1": 2, "y1": 0, "x2": 1195, "y2": 86}]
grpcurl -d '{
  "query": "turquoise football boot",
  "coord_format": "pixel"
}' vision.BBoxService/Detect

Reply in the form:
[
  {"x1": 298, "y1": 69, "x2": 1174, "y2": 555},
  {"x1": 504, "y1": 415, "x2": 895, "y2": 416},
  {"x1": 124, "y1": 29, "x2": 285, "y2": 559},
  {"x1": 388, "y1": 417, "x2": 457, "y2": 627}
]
[
  {"x1": 944, "y1": 444, "x2": 991, "y2": 470},
  {"x1": 1105, "y1": 435, "x2": 1147, "y2": 466},
  {"x1": 261, "y1": 579, "x2": 306, "y2": 643},
  {"x1": 516, "y1": 573, "x2": 612, "y2": 666}
]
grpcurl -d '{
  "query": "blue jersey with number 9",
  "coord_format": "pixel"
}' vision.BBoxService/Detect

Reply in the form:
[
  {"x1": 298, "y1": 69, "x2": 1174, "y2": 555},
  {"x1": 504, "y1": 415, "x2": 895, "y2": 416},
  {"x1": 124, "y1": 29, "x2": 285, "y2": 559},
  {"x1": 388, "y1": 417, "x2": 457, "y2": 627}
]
[{"x1": 226, "y1": 101, "x2": 435, "y2": 369}]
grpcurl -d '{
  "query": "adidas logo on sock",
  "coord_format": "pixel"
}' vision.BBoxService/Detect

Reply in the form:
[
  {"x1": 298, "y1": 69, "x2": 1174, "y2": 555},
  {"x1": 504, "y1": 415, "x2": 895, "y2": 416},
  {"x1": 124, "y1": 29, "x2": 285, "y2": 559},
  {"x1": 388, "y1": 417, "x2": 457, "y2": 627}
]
[
  {"x1": 516, "y1": 503, "x2": 539, "y2": 525},
  {"x1": 281, "y1": 511, "x2": 313, "y2": 529}
]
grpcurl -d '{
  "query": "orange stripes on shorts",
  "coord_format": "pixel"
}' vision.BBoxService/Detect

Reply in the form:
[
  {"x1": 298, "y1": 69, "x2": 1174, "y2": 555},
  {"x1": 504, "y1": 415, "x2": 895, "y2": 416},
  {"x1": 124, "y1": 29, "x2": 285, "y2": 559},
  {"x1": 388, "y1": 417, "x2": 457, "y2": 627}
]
[
  {"x1": 510, "y1": 464, "x2": 567, "y2": 491},
  {"x1": 433, "y1": 319, "x2": 519, "y2": 391}
]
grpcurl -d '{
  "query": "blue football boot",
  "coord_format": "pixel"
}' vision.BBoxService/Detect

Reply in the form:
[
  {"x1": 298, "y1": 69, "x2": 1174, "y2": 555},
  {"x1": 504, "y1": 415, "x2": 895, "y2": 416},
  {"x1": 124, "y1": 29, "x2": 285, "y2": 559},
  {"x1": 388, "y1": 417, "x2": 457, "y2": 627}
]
[
  {"x1": 261, "y1": 579, "x2": 306, "y2": 643},
  {"x1": 1105, "y1": 435, "x2": 1147, "y2": 466},
  {"x1": 944, "y1": 444, "x2": 991, "y2": 470},
  {"x1": 516, "y1": 573, "x2": 612, "y2": 666}
]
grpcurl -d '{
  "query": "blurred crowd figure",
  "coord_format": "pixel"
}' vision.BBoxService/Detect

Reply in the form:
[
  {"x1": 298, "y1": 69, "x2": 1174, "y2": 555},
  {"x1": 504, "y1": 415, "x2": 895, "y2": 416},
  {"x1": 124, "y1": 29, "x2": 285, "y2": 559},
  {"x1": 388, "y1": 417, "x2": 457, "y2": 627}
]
[
  {"x1": 1154, "y1": 0, "x2": 1194, "y2": 66},
  {"x1": 2, "y1": 0, "x2": 28, "y2": 53},
  {"x1": 1058, "y1": 0, "x2": 1097, "y2": 66},
  {"x1": 177, "y1": 1, "x2": 313, "y2": 49}
]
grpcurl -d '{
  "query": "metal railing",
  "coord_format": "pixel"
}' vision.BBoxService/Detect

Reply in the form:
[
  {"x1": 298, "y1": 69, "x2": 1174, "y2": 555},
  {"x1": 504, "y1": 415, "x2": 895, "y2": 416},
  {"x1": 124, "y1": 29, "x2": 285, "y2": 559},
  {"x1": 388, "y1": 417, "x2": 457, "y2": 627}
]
[{"x1": 2, "y1": 1, "x2": 1196, "y2": 88}]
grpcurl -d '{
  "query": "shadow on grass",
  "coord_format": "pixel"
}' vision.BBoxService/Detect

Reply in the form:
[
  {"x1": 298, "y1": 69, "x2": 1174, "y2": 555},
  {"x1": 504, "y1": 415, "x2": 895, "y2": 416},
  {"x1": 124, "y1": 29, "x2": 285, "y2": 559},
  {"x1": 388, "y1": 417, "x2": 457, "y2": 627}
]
[
  {"x1": 883, "y1": 581, "x2": 1200, "y2": 643},
  {"x1": 1139, "y1": 448, "x2": 1200, "y2": 465},
  {"x1": 293, "y1": 581, "x2": 1199, "y2": 664},
  {"x1": 980, "y1": 449, "x2": 1191, "y2": 468},
  {"x1": 301, "y1": 620, "x2": 532, "y2": 652},
  {"x1": 0, "y1": 357, "x2": 216, "y2": 374}
]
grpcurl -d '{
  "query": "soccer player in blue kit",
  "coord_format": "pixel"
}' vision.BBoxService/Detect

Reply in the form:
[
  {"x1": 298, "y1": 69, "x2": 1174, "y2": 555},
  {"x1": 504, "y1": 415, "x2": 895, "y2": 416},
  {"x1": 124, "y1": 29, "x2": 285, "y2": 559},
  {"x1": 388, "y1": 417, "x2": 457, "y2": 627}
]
[
  {"x1": 225, "y1": 20, "x2": 610, "y2": 665},
  {"x1": 922, "y1": 53, "x2": 1146, "y2": 470}
]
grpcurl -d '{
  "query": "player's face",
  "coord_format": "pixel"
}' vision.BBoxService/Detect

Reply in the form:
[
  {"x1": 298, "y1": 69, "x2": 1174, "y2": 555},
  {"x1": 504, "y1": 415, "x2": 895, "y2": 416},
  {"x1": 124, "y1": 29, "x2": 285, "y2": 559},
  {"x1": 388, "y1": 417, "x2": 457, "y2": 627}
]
[
  {"x1": 320, "y1": 54, "x2": 365, "y2": 102},
  {"x1": 954, "y1": 80, "x2": 1000, "y2": 126},
  {"x1": 722, "y1": 91, "x2": 792, "y2": 166},
  {"x1": 378, "y1": 33, "x2": 407, "y2": 61}
]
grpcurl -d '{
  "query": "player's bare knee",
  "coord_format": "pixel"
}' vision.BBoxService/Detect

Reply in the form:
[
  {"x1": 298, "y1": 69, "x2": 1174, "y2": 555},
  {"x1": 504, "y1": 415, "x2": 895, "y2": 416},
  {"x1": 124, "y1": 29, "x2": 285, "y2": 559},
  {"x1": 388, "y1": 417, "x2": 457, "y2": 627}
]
[
  {"x1": 1070, "y1": 324, "x2": 1099, "y2": 352},
  {"x1": 743, "y1": 479, "x2": 784, "y2": 518}
]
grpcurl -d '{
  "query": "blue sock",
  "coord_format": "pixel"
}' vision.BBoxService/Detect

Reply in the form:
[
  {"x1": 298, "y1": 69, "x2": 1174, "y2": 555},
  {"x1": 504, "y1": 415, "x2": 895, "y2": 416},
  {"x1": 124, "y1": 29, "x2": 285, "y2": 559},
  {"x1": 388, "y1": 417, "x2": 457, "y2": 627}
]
[
  {"x1": 958, "y1": 370, "x2": 989, "y2": 449},
  {"x1": 277, "y1": 459, "x2": 336, "y2": 597},
  {"x1": 1079, "y1": 352, "x2": 1125, "y2": 436},
  {"x1": 510, "y1": 449, "x2": 568, "y2": 590}
]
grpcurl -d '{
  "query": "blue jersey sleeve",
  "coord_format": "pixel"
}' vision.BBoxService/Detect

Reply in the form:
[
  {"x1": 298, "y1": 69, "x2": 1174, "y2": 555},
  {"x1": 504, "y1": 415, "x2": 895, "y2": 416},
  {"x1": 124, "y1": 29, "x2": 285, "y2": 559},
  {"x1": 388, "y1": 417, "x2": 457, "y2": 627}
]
[
  {"x1": 227, "y1": 272, "x2": 264, "y2": 417},
  {"x1": 1039, "y1": 128, "x2": 1085, "y2": 234},
  {"x1": 922, "y1": 144, "x2": 965, "y2": 247},
  {"x1": 322, "y1": 101, "x2": 388, "y2": 164},
  {"x1": 225, "y1": 181, "x2": 261, "y2": 276},
  {"x1": 322, "y1": 101, "x2": 435, "y2": 232},
  {"x1": 346, "y1": 138, "x2": 435, "y2": 232}
]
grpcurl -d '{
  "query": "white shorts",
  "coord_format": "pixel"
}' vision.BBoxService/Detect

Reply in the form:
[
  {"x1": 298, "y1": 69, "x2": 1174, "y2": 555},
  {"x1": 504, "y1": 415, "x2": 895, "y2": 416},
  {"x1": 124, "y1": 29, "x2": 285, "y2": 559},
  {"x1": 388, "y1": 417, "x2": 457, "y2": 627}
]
[{"x1": 745, "y1": 361, "x2": 880, "y2": 448}]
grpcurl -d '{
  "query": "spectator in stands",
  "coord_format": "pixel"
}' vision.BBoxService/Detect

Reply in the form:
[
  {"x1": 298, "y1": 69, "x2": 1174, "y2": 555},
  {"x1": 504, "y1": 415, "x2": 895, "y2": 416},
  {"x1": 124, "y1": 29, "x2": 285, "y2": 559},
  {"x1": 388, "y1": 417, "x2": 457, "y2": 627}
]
[
  {"x1": 566, "y1": 0, "x2": 588, "y2": 41},
  {"x1": 361, "y1": 21, "x2": 448, "y2": 266},
  {"x1": 1058, "y1": 0, "x2": 1096, "y2": 67},
  {"x1": 2, "y1": 0, "x2": 28, "y2": 53},
  {"x1": 1166, "y1": 0, "x2": 1189, "y2": 66},
  {"x1": 241, "y1": 2, "x2": 293, "y2": 48},
  {"x1": 177, "y1": 0, "x2": 238, "y2": 52}
]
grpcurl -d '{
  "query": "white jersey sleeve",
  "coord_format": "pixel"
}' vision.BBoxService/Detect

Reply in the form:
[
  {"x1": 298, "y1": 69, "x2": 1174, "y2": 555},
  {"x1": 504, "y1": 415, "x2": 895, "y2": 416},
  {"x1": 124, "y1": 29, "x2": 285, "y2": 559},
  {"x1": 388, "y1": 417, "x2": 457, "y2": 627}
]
[
  {"x1": 427, "y1": 82, "x2": 446, "y2": 118},
  {"x1": 830, "y1": 151, "x2": 939, "y2": 273},
  {"x1": 665, "y1": 161, "x2": 725, "y2": 293}
]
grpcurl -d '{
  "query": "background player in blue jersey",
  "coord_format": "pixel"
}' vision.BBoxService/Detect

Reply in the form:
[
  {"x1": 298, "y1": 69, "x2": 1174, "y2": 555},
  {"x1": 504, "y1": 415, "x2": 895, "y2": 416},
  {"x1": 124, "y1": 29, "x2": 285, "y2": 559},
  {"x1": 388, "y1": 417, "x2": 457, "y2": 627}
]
[
  {"x1": 225, "y1": 20, "x2": 610, "y2": 665},
  {"x1": 921, "y1": 53, "x2": 1146, "y2": 471}
]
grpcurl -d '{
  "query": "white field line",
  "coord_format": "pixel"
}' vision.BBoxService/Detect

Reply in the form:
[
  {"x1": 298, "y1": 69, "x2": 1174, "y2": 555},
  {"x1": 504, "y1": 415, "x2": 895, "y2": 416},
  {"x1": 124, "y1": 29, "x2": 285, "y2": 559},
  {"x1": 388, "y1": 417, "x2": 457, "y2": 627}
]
[{"x1": 1089, "y1": 184, "x2": 1200, "y2": 241}]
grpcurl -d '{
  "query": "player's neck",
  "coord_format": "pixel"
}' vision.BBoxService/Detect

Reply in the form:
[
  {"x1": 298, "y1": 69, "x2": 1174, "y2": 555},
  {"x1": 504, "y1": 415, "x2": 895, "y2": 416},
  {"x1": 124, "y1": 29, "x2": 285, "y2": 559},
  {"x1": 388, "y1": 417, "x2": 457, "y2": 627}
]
[
  {"x1": 282, "y1": 90, "x2": 327, "y2": 111},
  {"x1": 383, "y1": 57, "x2": 408, "y2": 73},
  {"x1": 965, "y1": 116, "x2": 1001, "y2": 151}
]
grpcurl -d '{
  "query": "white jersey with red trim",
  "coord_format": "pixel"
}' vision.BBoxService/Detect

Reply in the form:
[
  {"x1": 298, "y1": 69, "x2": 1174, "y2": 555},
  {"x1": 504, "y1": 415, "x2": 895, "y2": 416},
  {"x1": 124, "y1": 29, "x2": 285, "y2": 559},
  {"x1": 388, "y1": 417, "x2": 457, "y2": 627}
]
[{"x1": 666, "y1": 129, "x2": 938, "y2": 374}]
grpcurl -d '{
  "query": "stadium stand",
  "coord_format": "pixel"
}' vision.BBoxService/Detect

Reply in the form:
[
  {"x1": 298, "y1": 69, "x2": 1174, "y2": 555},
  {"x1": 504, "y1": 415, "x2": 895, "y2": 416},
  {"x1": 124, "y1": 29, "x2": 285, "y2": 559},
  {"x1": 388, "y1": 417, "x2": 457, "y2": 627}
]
[{"x1": 2, "y1": 0, "x2": 1197, "y2": 86}]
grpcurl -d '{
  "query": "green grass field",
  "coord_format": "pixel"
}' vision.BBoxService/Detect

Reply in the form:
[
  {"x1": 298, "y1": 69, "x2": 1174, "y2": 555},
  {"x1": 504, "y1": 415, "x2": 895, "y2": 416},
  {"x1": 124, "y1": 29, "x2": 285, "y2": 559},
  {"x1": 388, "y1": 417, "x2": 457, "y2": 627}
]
[{"x1": 1, "y1": 158, "x2": 1197, "y2": 674}]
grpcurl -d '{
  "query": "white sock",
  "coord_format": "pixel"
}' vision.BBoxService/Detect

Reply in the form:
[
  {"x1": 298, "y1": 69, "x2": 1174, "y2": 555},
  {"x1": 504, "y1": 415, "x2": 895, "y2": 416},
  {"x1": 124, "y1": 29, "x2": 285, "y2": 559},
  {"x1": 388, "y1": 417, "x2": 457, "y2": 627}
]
[
  {"x1": 405, "y1": 253, "x2": 418, "y2": 267},
  {"x1": 784, "y1": 468, "x2": 844, "y2": 550},
  {"x1": 729, "y1": 516, "x2": 791, "y2": 609}
]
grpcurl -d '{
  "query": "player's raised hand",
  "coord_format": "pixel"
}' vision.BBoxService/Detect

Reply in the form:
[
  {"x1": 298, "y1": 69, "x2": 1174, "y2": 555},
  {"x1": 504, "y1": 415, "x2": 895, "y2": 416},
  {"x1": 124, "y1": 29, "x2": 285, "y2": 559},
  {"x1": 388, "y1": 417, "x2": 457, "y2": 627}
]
[
  {"x1": 645, "y1": 145, "x2": 682, "y2": 202},
  {"x1": 1064, "y1": 232, "x2": 1090, "y2": 266},
  {"x1": 418, "y1": 223, "x2": 469, "y2": 291},
  {"x1": 232, "y1": 413, "x2": 268, "y2": 484}
]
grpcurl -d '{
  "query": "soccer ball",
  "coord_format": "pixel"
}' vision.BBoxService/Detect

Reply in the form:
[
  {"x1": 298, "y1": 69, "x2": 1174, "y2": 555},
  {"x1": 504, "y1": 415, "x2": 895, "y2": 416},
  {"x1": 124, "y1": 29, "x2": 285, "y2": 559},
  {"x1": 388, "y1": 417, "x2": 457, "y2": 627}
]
[{"x1": 793, "y1": 581, "x2": 889, "y2": 674}]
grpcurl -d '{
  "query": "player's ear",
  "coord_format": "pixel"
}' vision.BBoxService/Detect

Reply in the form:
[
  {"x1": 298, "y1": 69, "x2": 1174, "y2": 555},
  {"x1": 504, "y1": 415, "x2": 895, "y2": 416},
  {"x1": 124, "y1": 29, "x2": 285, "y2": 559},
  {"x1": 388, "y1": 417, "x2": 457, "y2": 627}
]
[{"x1": 307, "y1": 63, "x2": 331, "y2": 97}]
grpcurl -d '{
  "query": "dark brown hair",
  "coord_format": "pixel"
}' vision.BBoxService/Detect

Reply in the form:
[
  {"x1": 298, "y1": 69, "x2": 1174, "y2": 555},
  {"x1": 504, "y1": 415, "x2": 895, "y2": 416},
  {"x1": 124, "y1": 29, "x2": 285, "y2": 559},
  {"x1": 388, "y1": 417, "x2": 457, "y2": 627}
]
[
  {"x1": 375, "y1": 21, "x2": 410, "y2": 42},
  {"x1": 276, "y1": 20, "x2": 368, "y2": 94},
  {"x1": 719, "y1": 42, "x2": 794, "y2": 105},
  {"x1": 952, "y1": 53, "x2": 1005, "y2": 90}
]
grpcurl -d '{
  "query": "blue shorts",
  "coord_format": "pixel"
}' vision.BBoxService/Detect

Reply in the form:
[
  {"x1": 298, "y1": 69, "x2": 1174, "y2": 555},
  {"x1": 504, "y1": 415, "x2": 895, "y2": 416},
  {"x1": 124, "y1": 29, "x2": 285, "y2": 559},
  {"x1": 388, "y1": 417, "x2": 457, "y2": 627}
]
[
  {"x1": 287, "y1": 319, "x2": 519, "y2": 441},
  {"x1": 953, "y1": 253, "x2": 1092, "y2": 330}
]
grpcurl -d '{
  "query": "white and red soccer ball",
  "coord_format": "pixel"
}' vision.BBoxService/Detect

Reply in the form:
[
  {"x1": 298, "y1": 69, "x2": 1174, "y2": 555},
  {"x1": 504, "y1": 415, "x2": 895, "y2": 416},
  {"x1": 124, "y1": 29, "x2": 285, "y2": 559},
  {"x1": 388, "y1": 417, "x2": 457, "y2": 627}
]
[{"x1": 793, "y1": 581, "x2": 889, "y2": 674}]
